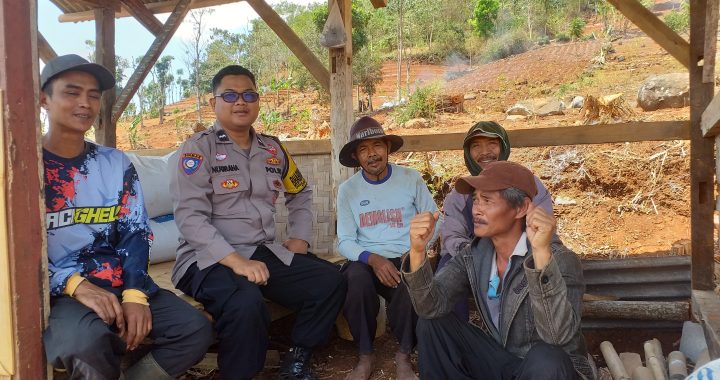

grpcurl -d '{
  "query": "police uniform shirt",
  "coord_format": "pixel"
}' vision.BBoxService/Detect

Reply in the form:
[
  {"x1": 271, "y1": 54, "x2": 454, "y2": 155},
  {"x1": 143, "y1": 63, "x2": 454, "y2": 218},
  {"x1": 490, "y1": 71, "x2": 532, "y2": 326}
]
[{"x1": 170, "y1": 123, "x2": 312, "y2": 285}]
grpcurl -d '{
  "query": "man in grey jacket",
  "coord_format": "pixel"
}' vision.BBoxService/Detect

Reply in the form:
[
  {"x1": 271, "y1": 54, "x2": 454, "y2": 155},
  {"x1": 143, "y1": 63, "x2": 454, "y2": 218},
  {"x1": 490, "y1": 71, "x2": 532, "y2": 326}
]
[{"x1": 403, "y1": 161, "x2": 594, "y2": 380}]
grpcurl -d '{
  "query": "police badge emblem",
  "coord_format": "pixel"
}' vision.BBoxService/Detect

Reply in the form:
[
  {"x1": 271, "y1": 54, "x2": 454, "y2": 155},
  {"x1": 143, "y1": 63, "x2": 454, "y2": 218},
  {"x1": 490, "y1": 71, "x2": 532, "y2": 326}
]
[{"x1": 182, "y1": 153, "x2": 204, "y2": 175}]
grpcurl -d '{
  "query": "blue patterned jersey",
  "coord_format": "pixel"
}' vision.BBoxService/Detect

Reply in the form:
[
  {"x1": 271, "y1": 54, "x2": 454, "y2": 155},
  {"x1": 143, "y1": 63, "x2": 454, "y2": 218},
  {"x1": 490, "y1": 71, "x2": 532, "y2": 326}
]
[{"x1": 44, "y1": 143, "x2": 158, "y2": 297}]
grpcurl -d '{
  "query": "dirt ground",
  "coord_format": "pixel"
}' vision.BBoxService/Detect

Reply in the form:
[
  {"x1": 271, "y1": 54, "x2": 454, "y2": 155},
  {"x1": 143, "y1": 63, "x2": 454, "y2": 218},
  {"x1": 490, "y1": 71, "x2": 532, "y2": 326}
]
[{"x1": 109, "y1": 8, "x2": 704, "y2": 378}]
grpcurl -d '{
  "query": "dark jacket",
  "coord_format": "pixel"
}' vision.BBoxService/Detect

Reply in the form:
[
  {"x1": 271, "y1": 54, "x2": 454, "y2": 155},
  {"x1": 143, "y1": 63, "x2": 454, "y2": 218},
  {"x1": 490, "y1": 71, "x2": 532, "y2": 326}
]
[{"x1": 402, "y1": 235, "x2": 594, "y2": 380}]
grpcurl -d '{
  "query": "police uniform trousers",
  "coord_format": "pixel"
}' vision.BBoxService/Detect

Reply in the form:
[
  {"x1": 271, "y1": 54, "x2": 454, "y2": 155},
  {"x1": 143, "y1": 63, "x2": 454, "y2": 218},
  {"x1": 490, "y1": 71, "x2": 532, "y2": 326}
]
[
  {"x1": 416, "y1": 314, "x2": 580, "y2": 380},
  {"x1": 341, "y1": 258, "x2": 417, "y2": 355},
  {"x1": 176, "y1": 245, "x2": 347, "y2": 380},
  {"x1": 44, "y1": 288, "x2": 213, "y2": 380}
]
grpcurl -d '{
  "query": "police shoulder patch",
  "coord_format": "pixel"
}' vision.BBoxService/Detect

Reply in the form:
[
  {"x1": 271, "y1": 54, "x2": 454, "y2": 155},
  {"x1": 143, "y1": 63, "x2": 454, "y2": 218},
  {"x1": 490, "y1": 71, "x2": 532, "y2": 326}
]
[{"x1": 182, "y1": 153, "x2": 204, "y2": 175}]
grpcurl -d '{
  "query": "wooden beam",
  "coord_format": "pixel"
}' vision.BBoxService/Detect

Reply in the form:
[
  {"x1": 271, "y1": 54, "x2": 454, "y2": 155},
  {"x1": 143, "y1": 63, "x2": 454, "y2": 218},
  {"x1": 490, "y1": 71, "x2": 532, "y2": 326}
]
[
  {"x1": 689, "y1": 0, "x2": 716, "y2": 291},
  {"x1": 507, "y1": 121, "x2": 690, "y2": 147},
  {"x1": 0, "y1": 0, "x2": 47, "y2": 378},
  {"x1": 77, "y1": 0, "x2": 121, "y2": 11},
  {"x1": 119, "y1": 0, "x2": 163, "y2": 36},
  {"x1": 95, "y1": 6, "x2": 116, "y2": 147},
  {"x1": 130, "y1": 121, "x2": 691, "y2": 157},
  {"x1": 37, "y1": 32, "x2": 58, "y2": 64},
  {"x1": 111, "y1": 0, "x2": 191, "y2": 125},
  {"x1": 583, "y1": 300, "x2": 689, "y2": 321},
  {"x1": 606, "y1": 0, "x2": 691, "y2": 69},
  {"x1": 246, "y1": 0, "x2": 330, "y2": 92},
  {"x1": 704, "y1": 0, "x2": 719, "y2": 83},
  {"x1": 368, "y1": 0, "x2": 387, "y2": 8},
  {"x1": 701, "y1": 90, "x2": 720, "y2": 137},
  {"x1": 400, "y1": 121, "x2": 689, "y2": 153},
  {"x1": 59, "y1": 0, "x2": 231, "y2": 23}
]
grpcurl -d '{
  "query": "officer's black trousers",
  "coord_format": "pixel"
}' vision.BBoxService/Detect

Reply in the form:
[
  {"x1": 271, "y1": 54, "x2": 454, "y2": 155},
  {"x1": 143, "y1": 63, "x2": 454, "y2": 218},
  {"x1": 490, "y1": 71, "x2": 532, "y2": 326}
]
[
  {"x1": 177, "y1": 246, "x2": 346, "y2": 380},
  {"x1": 341, "y1": 259, "x2": 417, "y2": 355},
  {"x1": 44, "y1": 289, "x2": 213, "y2": 379},
  {"x1": 416, "y1": 314, "x2": 580, "y2": 380}
]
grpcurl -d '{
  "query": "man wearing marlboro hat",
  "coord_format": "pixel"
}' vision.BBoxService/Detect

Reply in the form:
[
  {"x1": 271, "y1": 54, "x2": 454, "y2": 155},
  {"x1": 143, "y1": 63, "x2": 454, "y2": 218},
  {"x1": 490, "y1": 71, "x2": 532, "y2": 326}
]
[
  {"x1": 403, "y1": 161, "x2": 594, "y2": 380},
  {"x1": 336, "y1": 116, "x2": 441, "y2": 380}
]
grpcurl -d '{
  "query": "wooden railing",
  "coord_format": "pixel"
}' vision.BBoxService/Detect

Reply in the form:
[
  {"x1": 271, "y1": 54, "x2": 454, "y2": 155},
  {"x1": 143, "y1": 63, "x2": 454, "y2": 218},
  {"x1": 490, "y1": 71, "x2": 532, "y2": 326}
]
[{"x1": 132, "y1": 120, "x2": 690, "y2": 157}]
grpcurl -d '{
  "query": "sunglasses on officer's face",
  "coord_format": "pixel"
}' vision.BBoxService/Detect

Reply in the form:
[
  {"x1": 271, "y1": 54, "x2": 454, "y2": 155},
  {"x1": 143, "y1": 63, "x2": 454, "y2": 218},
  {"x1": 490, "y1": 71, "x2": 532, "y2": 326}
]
[{"x1": 214, "y1": 90, "x2": 260, "y2": 103}]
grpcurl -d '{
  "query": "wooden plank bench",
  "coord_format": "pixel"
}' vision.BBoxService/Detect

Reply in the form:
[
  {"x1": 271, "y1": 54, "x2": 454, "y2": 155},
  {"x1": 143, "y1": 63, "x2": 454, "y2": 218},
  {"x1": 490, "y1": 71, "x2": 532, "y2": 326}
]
[
  {"x1": 149, "y1": 257, "x2": 388, "y2": 340},
  {"x1": 149, "y1": 261, "x2": 296, "y2": 321}
]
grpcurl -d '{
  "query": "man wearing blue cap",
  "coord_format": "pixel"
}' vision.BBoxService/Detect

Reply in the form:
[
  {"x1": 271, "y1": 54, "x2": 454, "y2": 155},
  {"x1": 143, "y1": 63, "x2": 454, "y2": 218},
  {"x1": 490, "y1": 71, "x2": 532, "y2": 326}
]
[{"x1": 40, "y1": 54, "x2": 212, "y2": 380}]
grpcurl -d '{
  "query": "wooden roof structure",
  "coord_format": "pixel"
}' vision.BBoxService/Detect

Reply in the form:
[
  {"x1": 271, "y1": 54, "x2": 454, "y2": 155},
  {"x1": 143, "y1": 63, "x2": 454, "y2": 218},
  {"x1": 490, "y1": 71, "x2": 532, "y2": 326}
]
[{"x1": 1, "y1": 0, "x2": 720, "y2": 378}]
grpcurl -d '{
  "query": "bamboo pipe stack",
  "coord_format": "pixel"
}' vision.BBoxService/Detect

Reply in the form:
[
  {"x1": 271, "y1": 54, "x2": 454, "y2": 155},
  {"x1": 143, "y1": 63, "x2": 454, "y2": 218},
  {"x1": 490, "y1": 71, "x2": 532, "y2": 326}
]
[
  {"x1": 620, "y1": 352, "x2": 642, "y2": 375},
  {"x1": 600, "y1": 339, "x2": 694, "y2": 380},
  {"x1": 667, "y1": 351, "x2": 687, "y2": 380},
  {"x1": 631, "y1": 366, "x2": 654, "y2": 380},
  {"x1": 644, "y1": 340, "x2": 667, "y2": 380},
  {"x1": 601, "y1": 341, "x2": 631, "y2": 380}
]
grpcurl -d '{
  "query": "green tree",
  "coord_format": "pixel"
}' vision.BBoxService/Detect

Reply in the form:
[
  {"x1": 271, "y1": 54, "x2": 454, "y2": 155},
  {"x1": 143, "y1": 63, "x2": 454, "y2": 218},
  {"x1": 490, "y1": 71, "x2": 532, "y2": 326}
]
[
  {"x1": 569, "y1": 17, "x2": 585, "y2": 39},
  {"x1": 182, "y1": 8, "x2": 213, "y2": 122},
  {"x1": 84, "y1": 40, "x2": 130, "y2": 93},
  {"x1": 664, "y1": 0, "x2": 689, "y2": 33},
  {"x1": 353, "y1": 49, "x2": 383, "y2": 111},
  {"x1": 151, "y1": 55, "x2": 174, "y2": 124},
  {"x1": 470, "y1": 0, "x2": 499, "y2": 38},
  {"x1": 203, "y1": 28, "x2": 245, "y2": 84}
]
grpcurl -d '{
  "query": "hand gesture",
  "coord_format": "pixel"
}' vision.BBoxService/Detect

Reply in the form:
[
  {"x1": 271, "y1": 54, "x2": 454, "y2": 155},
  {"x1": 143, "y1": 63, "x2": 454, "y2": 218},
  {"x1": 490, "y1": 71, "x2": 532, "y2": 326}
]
[
  {"x1": 409, "y1": 212, "x2": 440, "y2": 254},
  {"x1": 368, "y1": 254, "x2": 401, "y2": 288},
  {"x1": 284, "y1": 238, "x2": 309, "y2": 254},
  {"x1": 525, "y1": 203, "x2": 556, "y2": 269},
  {"x1": 121, "y1": 302, "x2": 152, "y2": 351},
  {"x1": 73, "y1": 280, "x2": 125, "y2": 335},
  {"x1": 235, "y1": 259, "x2": 270, "y2": 286}
]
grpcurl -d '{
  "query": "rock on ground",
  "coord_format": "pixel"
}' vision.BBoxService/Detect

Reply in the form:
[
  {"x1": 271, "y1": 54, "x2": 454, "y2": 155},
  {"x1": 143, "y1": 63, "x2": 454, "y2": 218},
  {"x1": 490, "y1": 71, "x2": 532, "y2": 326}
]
[
  {"x1": 637, "y1": 73, "x2": 689, "y2": 111},
  {"x1": 506, "y1": 97, "x2": 565, "y2": 117}
]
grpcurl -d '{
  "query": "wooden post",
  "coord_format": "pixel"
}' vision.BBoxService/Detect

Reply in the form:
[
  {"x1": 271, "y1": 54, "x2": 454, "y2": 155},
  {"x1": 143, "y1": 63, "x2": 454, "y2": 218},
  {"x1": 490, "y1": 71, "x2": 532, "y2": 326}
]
[
  {"x1": 328, "y1": 0, "x2": 354, "y2": 234},
  {"x1": 0, "y1": 1, "x2": 47, "y2": 379},
  {"x1": 95, "y1": 6, "x2": 116, "y2": 147},
  {"x1": 704, "y1": 0, "x2": 719, "y2": 83},
  {"x1": 690, "y1": 0, "x2": 716, "y2": 290}
]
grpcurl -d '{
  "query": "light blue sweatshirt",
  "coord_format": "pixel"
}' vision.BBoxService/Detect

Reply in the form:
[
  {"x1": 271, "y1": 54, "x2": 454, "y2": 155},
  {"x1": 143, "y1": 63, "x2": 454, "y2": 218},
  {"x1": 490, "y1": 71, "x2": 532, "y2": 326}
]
[{"x1": 337, "y1": 164, "x2": 441, "y2": 261}]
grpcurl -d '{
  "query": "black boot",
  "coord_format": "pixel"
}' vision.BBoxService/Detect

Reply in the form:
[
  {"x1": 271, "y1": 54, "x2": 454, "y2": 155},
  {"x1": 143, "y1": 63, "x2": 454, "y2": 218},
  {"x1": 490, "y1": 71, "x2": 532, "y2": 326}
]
[{"x1": 277, "y1": 346, "x2": 317, "y2": 380}]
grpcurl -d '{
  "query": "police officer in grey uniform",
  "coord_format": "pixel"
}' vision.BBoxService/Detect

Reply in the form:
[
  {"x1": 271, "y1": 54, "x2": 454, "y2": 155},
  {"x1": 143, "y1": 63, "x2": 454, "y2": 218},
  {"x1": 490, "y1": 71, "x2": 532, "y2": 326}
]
[{"x1": 171, "y1": 65, "x2": 346, "y2": 380}]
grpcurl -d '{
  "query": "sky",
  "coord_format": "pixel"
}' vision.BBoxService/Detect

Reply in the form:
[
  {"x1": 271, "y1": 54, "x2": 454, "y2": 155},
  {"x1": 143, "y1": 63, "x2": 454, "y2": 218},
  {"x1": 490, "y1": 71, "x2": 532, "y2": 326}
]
[{"x1": 39, "y1": 0, "x2": 319, "y2": 83}]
